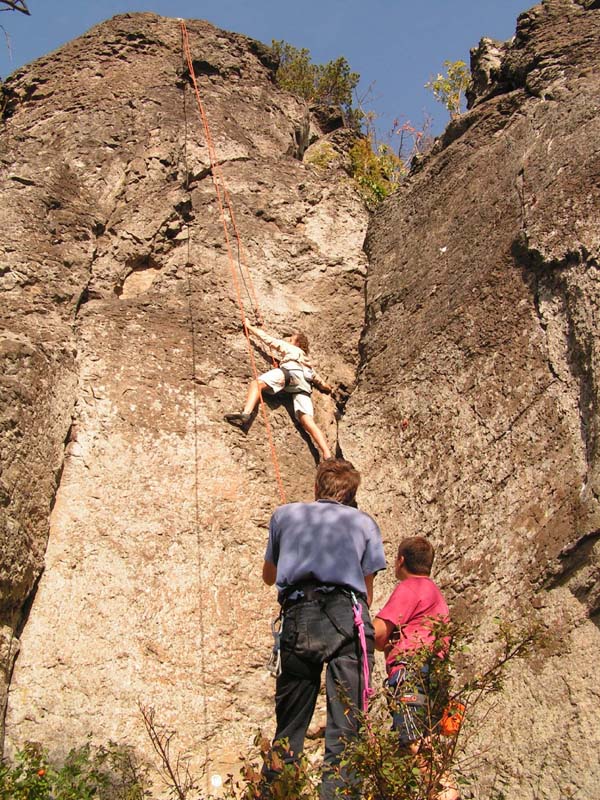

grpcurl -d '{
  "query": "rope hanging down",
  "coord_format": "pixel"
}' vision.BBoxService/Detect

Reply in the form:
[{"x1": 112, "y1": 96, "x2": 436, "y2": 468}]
[
  {"x1": 180, "y1": 38, "x2": 211, "y2": 796},
  {"x1": 180, "y1": 20, "x2": 287, "y2": 505}
]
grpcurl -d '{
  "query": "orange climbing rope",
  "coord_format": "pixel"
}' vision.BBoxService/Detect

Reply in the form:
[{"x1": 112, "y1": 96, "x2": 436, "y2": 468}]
[{"x1": 180, "y1": 20, "x2": 287, "y2": 505}]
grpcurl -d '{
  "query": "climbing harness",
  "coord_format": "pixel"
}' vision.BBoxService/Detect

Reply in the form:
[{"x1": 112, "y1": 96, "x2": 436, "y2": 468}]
[
  {"x1": 350, "y1": 591, "x2": 375, "y2": 713},
  {"x1": 280, "y1": 365, "x2": 313, "y2": 396},
  {"x1": 179, "y1": 19, "x2": 286, "y2": 504},
  {"x1": 387, "y1": 662, "x2": 428, "y2": 705},
  {"x1": 386, "y1": 659, "x2": 464, "y2": 741},
  {"x1": 386, "y1": 662, "x2": 430, "y2": 743},
  {"x1": 271, "y1": 586, "x2": 375, "y2": 713}
]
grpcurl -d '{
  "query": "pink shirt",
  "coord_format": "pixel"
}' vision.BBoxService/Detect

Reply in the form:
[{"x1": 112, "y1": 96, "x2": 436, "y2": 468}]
[{"x1": 376, "y1": 576, "x2": 449, "y2": 672}]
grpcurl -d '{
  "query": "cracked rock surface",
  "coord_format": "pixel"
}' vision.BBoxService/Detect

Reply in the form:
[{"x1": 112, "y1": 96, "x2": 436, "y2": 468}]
[
  {"x1": 0, "y1": 12, "x2": 367, "y2": 772},
  {"x1": 1, "y1": 2, "x2": 600, "y2": 797},
  {"x1": 344, "y1": 1, "x2": 600, "y2": 797}
]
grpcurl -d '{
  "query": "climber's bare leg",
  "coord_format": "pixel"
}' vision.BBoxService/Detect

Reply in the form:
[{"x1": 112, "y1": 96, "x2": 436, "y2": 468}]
[
  {"x1": 225, "y1": 379, "x2": 269, "y2": 428},
  {"x1": 243, "y1": 379, "x2": 269, "y2": 416},
  {"x1": 297, "y1": 412, "x2": 331, "y2": 460}
]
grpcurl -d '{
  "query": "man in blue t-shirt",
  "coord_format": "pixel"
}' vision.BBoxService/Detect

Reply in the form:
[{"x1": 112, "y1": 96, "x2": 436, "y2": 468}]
[{"x1": 262, "y1": 458, "x2": 386, "y2": 800}]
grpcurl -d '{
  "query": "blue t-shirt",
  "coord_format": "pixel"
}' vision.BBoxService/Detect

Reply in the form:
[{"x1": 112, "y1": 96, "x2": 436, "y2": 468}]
[{"x1": 265, "y1": 499, "x2": 386, "y2": 599}]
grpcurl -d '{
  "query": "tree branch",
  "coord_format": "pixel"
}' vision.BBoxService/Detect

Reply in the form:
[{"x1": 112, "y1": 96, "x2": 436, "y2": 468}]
[{"x1": 0, "y1": 1, "x2": 31, "y2": 15}]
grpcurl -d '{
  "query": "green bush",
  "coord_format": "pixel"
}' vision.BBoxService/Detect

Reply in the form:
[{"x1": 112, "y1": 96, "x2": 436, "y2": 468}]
[
  {"x1": 140, "y1": 618, "x2": 543, "y2": 800},
  {"x1": 303, "y1": 140, "x2": 338, "y2": 169},
  {"x1": 270, "y1": 40, "x2": 419, "y2": 206},
  {"x1": 271, "y1": 40, "x2": 359, "y2": 127},
  {"x1": 0, "y1": 740, "x2": 148, "y2": 800},
  {"x1": 349, "y1": 135, "x2": 406, "y2": 209},
  {"x1": 425, "y1": 60, "x2": 470, "y2": 119},
  {"x1": 335, "y1": 617, "x2": 543, "y2": 800}
]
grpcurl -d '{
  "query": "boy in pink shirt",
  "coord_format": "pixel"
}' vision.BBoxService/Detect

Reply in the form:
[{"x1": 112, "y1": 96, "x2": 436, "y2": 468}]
[
  {"x1": 374, "y1": 537, "x2": 458, "y2": 799},
  {"x1": 375, "y1": 536, "x2": 449, "y2": 678}
]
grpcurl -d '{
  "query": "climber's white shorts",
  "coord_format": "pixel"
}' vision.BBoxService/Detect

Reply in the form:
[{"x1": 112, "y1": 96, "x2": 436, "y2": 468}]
[{"x1": 259, "y1": 368, "x2": 314, "y2": 419}]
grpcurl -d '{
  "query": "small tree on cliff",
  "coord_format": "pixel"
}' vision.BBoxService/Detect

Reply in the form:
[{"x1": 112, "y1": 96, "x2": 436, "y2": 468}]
[
  {"x1": 270, "y1": 40, "x2": 435, "y2": 207},
  {"x1": 271, "y1": 39, "x2": 360, "y2": 127},
  {"x1": 426, "y1": 59, "x2": 470, "y2": 118}
]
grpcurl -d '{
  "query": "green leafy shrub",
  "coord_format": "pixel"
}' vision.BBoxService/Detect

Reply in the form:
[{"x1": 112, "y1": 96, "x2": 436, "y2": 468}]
[
  {"x1": 336, "y1": 617, "x2": 544, "y2": 800},
  {"x1": 349, "y1": 135, "x2": 406, "y2": 209},
  {"x1": 271, "y1": 40, "x2": 359, "y2": 126},
  {"x1": 271, "y1": 40, "x2": 434, "y2": 206},
  {"x1": 0, "y1": 740, "x2": 148, "y2": 800},
  {"x1": 425, "y1": 60, "x2": 470, "y2": 118},
  {"x1": 138, "y1": 617, "x2": 543, "y2": 800},
  {"x1": 303, "y1": 140, "x2": 338, "y2": 169},
  {"x1": 226, "y1": 734, "x2": 318, "y2": 800}
]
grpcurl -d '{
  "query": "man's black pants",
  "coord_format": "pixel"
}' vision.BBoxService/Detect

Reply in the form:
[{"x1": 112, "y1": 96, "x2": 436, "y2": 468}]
[{"x1": 268, "y1": 590, "x2": 374, "y2": 800}]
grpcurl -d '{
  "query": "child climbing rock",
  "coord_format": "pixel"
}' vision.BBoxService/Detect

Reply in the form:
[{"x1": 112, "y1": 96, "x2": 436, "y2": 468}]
[{"x1": 225, "y1": 323, "x2": 333, "y2": 460}]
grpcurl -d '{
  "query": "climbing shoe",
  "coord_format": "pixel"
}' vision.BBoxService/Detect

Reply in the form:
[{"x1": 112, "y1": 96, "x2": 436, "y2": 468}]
[{"x1": 224, "y1": 412, "x2": 251, "y2": 428}]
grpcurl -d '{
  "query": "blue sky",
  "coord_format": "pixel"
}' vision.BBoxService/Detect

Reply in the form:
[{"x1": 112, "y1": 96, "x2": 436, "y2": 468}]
[{"x1": 1, "y1": 0, "x2": 534, "y2": 137}]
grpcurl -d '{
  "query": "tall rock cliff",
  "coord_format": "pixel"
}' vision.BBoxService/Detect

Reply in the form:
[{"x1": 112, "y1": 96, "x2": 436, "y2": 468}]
[
  {"x1": 344, "y1": 0, "x2": 600, "y2": 796},
  {"x1": 1, "y1": 1, "x2": 599, "y2": 798},
  {"x1": 0, "y1": 11, "x2": 368, "y2": 777}
]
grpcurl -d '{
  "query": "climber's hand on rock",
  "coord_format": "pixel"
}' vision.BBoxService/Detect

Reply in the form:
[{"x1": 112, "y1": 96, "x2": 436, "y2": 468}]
[{"x1": 332, "y1": 384, "x2": 350, "y2": 406}]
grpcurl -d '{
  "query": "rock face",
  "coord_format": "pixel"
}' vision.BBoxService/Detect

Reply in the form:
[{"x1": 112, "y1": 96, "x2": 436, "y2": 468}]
[
  {"x1": 1, "y1": 1, "x2": 599, "y2": 797},
  {"x1": 344, "y1": 0, "x2": 600, "y2": 796},
  {"x1": 0, "y1": 12, "x2": 368, "y2": 778}
]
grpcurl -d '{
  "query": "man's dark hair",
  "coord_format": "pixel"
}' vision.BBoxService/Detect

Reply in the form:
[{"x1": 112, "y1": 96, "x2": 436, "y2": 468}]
[
  {"x1": 315, "y1": 458, "x2": 360, "y2": 505},
  {"x1": 397, "y1": 536, "x2": 435, "y2": 575},
  {"x1": 294, "y1": 332, "x2": 309, "y2": 354}
]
